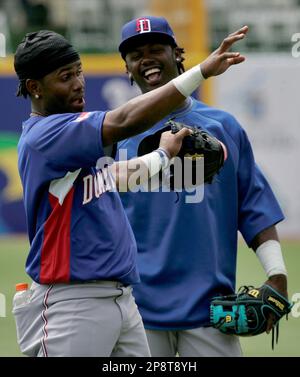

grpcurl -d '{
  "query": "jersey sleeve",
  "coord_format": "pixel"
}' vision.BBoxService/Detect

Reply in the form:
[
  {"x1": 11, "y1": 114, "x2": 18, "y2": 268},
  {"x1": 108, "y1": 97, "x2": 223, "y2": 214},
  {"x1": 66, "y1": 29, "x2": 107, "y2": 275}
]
[
  {"x1": 236, "y1": 126, "x2": 284, "y2": 246},
  {"x1": 28, "y1": 111, "x2": 107, "y2": 170}
]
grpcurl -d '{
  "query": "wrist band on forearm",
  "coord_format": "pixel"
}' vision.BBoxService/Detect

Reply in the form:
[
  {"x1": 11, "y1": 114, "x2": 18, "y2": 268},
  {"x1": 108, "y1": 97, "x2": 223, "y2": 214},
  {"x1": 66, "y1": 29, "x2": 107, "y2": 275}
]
[
  {"x1": 138, "y1": 148, "x2": 170, "y2": 178},
  {"x1": 172, "y1": 65, "x2": 205, "y2": 97},
  {"x1": 256, "y1": 240, "x2": 287, "y2": 277},
  {"x1": 155, "y1": 147, "x2": 171, "y2": 170}
]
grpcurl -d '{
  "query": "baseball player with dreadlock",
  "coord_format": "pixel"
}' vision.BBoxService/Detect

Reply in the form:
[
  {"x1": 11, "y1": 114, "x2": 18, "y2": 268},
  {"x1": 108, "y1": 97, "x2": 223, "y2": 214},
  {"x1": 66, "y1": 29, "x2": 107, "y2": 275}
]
[
  {"x1": 12, "y1": 28, "x2": 245, "y2": 357},
  {"x1": 117, "y1": 16, "x2": 289, "y2": 356}
]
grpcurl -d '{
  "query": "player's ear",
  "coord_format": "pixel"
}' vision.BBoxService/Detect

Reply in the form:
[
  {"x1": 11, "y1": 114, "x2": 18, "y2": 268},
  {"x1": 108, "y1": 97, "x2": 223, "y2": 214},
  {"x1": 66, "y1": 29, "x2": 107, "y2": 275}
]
[
  {"x1": 125, "y1": 65, "x2": 134, "y2": 86},
  {"x1": 174, "y1": 47, "x2": 183, "y2": 63},
  {"x1": 26, "y1": 79, "x2": 42, "y2": 99},
  {"x1": 174, "y1": 47, "x2": 185, "y2": 74}
]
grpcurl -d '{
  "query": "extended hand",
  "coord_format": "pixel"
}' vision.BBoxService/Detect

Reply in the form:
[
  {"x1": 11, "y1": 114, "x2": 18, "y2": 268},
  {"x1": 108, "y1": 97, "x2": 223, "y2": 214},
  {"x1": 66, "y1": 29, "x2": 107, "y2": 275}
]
[
  {"x1": 159, "y1": 128, "x2": 192, "y2": 159},
  {"x1": 201, "y1": 26, "x2": 249, "y2": 78}
]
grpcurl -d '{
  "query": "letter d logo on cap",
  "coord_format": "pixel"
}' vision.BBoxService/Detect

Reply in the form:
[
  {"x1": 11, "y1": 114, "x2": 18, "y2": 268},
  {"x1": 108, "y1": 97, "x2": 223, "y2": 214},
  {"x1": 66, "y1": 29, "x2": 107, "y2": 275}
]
[{"x1": 136, "y1": 18, "x2": 151, "y2": 33}]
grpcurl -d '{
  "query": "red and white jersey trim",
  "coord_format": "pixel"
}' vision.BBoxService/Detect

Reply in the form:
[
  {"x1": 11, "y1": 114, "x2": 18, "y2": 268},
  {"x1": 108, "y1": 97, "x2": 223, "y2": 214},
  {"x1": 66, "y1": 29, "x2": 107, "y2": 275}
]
[
  {"x1": 49, "y1": 169, "x2": 81, "y2": 205},
  {"x1": 73, "y1": 112, "x2": 91, "y2": 123}
]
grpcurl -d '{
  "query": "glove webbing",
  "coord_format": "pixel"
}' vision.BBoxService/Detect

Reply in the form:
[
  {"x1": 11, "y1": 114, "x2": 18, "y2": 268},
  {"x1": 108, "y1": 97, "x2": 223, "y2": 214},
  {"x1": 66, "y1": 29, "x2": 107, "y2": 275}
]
[
  {"x1": 240, "y1": 285, "x2": 283, "y2": 350},
  {"x1": 218, "y1": 286, "x2": 288, "y2": 349},
  {"x1": 240, "y1": 286, "x2": 290, "y2": 350}
]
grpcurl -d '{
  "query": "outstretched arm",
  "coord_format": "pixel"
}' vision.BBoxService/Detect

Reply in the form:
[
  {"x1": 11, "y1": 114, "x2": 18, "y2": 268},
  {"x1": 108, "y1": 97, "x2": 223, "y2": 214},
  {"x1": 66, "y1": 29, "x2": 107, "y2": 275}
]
[
  {"x1": 110, "y1": 128, "x2": 191, "y2": 191},
  {"x1": 103, "y1": 26, "x2": 248, "y2": 146}
]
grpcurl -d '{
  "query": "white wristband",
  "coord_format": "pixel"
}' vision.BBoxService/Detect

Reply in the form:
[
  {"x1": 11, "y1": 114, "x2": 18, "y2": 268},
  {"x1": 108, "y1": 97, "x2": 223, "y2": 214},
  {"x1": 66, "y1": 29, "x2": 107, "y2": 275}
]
[
  {"x1": 172, "y1": 65, "x2": 205, "y2": 97},
  {"x1": 138, "y1": 148, "x2": 170, "y2": 178},
  {"x1": 256, "y1": 240, "x2": 287, "y2": 277},
  {"x1": 155, "y1": 148, "x2": 171, "y2": 170}
]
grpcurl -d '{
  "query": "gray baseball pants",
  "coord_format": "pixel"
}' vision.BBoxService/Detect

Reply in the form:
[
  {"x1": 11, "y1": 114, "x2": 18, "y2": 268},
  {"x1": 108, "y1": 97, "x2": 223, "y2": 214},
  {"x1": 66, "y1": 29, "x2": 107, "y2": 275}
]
[
  {"x1": 13, "y1": 281, "x2": 150, "y2": 357},
  {"x1": 145, "y1": 327, "x2": 243, "y2": 357}
]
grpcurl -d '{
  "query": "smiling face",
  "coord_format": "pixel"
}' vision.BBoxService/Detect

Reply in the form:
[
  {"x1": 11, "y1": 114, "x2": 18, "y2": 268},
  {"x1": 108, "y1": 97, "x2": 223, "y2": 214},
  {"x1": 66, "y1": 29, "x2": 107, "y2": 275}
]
[
  {"x1": 125, "y1": 42, "x2": 181, "y2": 94},
  {"x1": 33, "y1": 60, "x2": 85, "y2": 115}
]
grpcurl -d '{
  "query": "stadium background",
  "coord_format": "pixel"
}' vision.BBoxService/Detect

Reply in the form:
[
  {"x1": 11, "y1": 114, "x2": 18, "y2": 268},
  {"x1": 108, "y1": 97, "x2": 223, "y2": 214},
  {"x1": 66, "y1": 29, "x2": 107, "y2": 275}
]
[{"x1": 0, "y1": 0, "x2": 299, "y2": 356}]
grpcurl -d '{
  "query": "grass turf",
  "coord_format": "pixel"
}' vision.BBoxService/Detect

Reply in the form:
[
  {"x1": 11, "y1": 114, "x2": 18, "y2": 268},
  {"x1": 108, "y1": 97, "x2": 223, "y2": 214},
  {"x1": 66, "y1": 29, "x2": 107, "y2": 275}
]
[{"x1": 0, "y1": 236, "x2": 299, "y2": 357}]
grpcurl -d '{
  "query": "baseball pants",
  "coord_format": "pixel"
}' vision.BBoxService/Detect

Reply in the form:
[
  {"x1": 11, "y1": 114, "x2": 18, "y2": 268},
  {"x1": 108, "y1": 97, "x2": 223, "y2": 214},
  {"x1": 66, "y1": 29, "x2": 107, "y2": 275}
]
[
  {"x1": 145, "y1": 327, "x2": 243, "y2": 357},
  {"x1": 13, "y1": 281, "x2": 150, "y2": 357}
]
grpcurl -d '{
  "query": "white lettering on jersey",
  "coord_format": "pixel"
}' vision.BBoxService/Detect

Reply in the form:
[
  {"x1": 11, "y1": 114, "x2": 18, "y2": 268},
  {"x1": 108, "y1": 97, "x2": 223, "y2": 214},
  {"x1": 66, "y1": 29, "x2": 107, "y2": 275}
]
[
  {"x1": 83, "y1": 167, "x2": 116, "y2": 205},
  {"x1": 94, "y1": 172, "x2": 103, "y2": 198},
  {"x1": 83, "y1": 175, "x2": 93, "y2": 204}
]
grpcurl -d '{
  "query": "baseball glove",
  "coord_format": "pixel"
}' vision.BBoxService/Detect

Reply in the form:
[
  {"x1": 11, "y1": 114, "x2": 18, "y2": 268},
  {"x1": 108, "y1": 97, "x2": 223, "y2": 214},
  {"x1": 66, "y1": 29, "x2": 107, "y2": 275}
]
[
  {"x1": 210, "y1": 284, "x2": 293, "y2": 348},
  {"x1": 137, "y1": 120, "x2": 227, "y2": 190}
]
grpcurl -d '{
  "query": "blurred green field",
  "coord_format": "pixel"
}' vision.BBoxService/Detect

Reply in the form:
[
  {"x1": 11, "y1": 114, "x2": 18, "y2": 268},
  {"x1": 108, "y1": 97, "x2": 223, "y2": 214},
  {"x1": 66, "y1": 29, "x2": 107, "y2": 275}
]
[{"x1": 0, "y1": 236, "x2": 299, "y2": 357}]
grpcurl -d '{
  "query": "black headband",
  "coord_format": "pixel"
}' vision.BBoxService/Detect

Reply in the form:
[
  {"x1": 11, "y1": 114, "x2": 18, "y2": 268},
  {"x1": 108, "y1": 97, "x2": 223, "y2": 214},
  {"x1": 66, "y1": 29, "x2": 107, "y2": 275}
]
[{"x1": 14, "y1": 30, "x2": 80, "y2": 80}]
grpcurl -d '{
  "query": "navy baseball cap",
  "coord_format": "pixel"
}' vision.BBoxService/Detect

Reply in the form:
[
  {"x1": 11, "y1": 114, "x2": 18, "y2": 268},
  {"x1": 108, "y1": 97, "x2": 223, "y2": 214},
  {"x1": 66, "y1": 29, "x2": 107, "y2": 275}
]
[{"x1": 119, "y1": 16, "x2": 177, "y2": 58}]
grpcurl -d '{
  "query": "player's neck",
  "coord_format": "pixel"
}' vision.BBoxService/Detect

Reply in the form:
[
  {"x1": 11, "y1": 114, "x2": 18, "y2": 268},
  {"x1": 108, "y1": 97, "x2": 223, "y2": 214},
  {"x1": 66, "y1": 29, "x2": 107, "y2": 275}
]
[
  {"x1": 30, "y1": 107, "x2": 47, "y2": 117},
  {"x1": 30, "y1": 111, "x2": 45, "y2": 117}
]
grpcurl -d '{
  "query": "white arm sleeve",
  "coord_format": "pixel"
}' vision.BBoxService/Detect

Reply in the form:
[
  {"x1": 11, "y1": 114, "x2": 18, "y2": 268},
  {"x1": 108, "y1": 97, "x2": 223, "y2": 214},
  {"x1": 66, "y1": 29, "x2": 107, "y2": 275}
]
[
  {"x1": 172, "y1": 65, "x2": 205, "y2": 97},
  {"x1": 256, "y1": 240, "x2": 287, "y2": 277}
]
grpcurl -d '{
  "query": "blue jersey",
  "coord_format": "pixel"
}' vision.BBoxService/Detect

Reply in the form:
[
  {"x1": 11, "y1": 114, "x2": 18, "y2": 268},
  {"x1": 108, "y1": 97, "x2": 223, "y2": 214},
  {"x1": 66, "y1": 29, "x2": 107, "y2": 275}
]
[
  {"x1": 117, "y1": 98, "x2": 284, "y2": 330},
  {"x1": 18, "y1": 111, "x2": 139, "y2": 285}
]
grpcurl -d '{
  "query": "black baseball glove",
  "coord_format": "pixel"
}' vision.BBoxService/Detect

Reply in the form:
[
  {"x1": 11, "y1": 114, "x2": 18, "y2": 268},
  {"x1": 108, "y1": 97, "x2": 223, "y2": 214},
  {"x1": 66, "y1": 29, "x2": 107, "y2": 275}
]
[
  {"x1": 137, "y1": 120, "x2": 227, "y2": 190},
  {"x1": 210, "y1": 284, "x2": 293, "y2": 348}
]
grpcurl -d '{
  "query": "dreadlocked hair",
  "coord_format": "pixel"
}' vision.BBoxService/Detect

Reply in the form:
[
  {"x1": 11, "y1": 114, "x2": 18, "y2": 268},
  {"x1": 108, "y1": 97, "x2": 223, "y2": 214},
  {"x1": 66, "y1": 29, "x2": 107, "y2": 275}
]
[{"x1": 16, "y1": 79, "x2": 30, "y2": 98}]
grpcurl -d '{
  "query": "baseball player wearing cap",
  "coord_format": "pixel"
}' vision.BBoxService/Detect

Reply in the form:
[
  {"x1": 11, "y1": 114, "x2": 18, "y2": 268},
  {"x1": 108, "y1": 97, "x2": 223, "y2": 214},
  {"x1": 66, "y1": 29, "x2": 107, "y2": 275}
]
[
  {"x1": 117, "y1": 16, "x2": 289, "y2": 357},
  {"x1": 12, "y1": 29, "x2": 244, "y2": 357}
]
